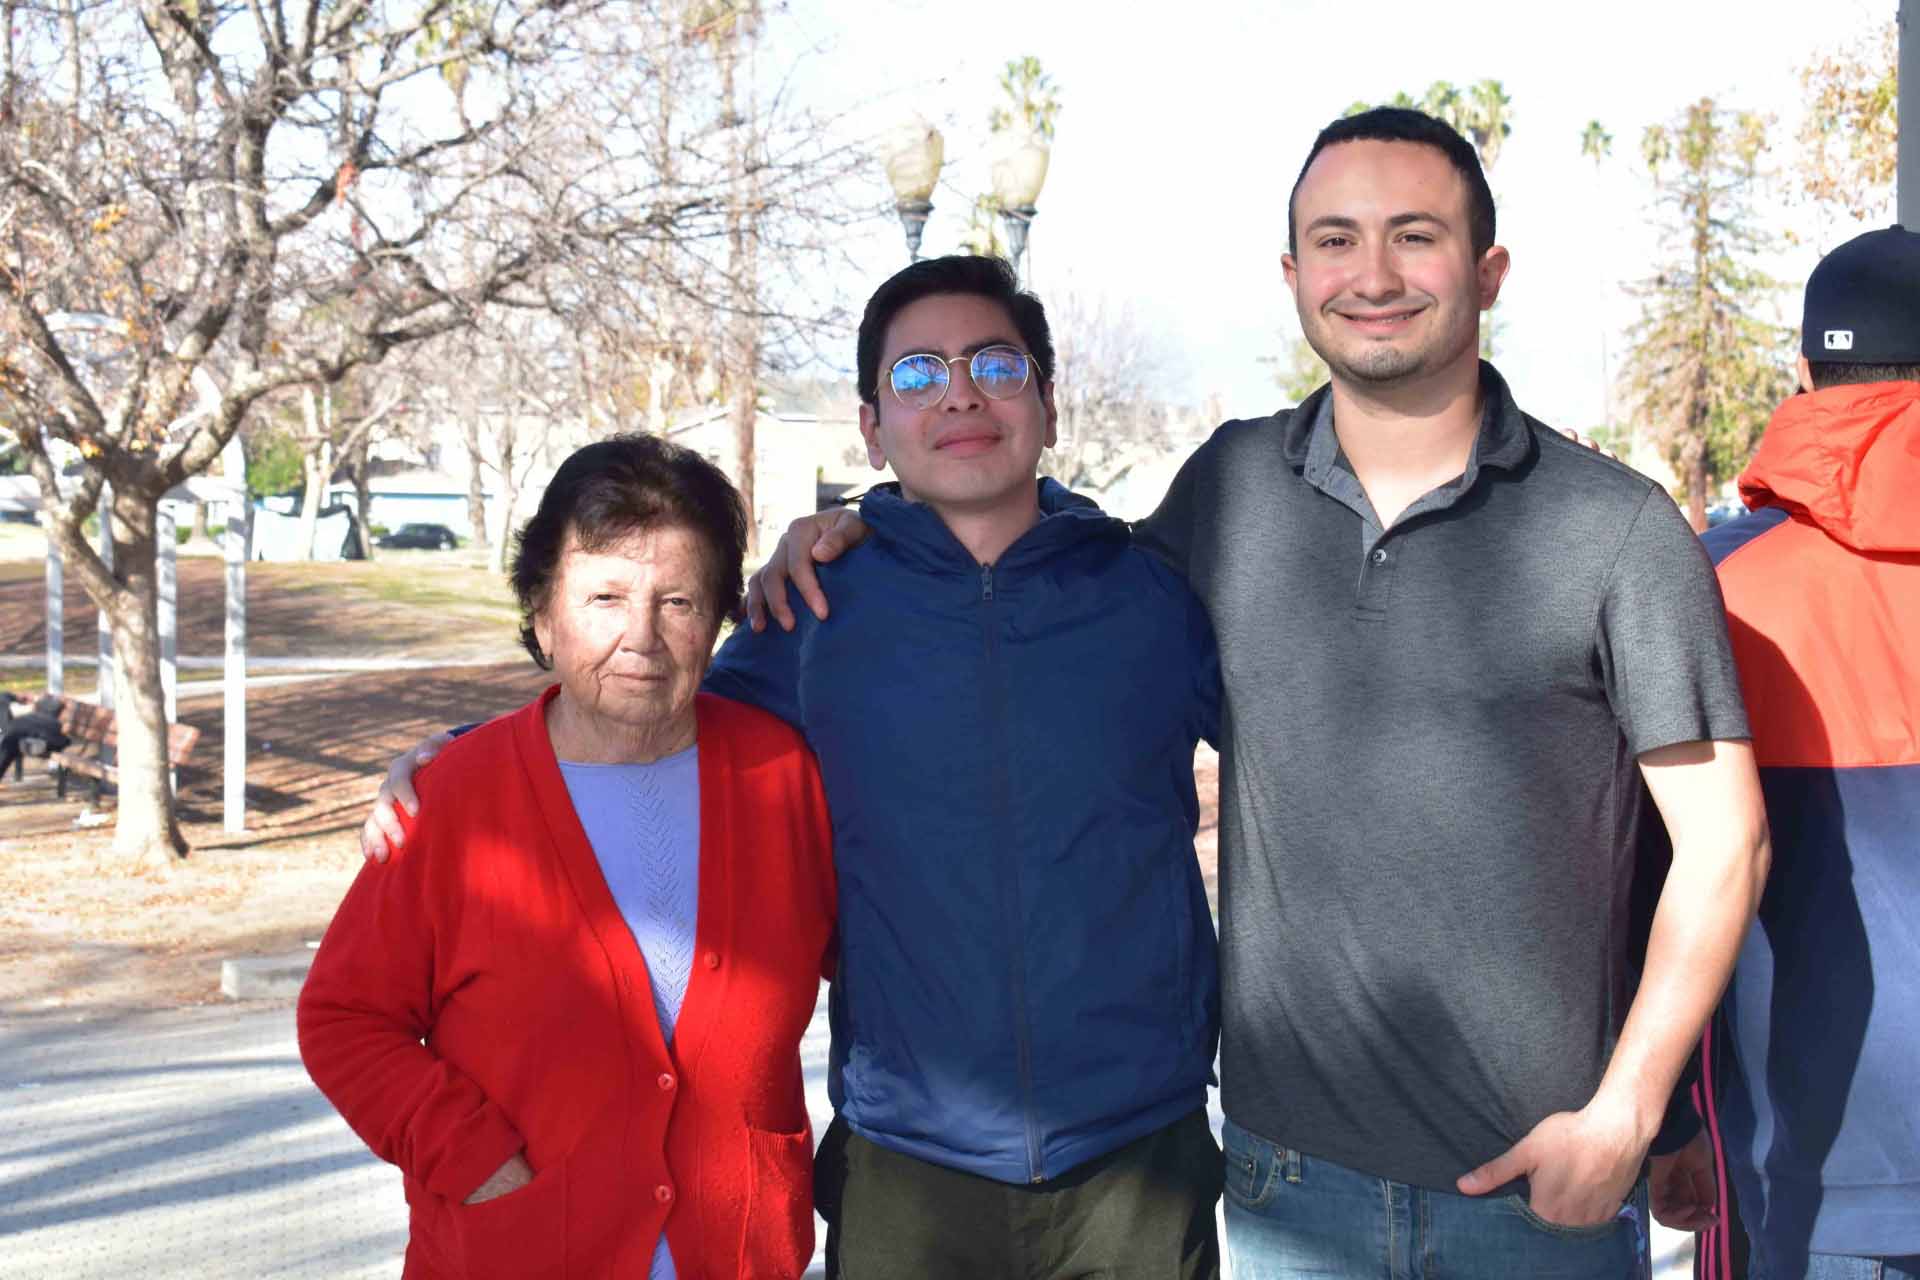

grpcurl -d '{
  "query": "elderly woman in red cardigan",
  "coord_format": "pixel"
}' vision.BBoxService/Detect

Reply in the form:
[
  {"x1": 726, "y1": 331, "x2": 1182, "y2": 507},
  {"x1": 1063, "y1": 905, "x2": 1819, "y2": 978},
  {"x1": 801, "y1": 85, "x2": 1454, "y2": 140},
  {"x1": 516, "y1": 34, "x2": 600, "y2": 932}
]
[{"x1": 298, "y1": 435, "x2": 835, "y2": 1280}]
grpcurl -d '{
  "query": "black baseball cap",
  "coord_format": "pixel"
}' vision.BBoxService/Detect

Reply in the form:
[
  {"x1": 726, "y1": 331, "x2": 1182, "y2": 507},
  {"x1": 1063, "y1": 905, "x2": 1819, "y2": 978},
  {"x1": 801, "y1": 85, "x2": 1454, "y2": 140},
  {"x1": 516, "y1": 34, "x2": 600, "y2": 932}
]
[{"x1": 1802, "y1": 224, "x2": 1920, "y2": 363}]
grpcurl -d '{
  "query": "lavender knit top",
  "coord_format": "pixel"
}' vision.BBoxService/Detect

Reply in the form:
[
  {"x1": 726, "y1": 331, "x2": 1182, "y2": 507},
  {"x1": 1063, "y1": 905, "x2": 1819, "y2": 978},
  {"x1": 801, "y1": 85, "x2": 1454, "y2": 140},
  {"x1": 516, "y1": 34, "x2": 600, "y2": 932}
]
[{"x1": 558, "y1": 744, "x2": 699, "y2": 1280}]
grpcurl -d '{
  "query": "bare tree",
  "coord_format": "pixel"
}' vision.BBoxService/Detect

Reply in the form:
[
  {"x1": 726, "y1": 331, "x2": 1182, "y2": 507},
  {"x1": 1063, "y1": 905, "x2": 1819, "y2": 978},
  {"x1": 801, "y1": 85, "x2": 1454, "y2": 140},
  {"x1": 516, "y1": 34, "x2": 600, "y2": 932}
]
[
  {"x1": 1, "y1": 1, "x2": 869, "y2": 867},
  {"x1": 292, "y1": 376, "x2": 406, "y2": 560},
  {"x1": 1043, "y1": 287, "x2": 1176, "y2": 494},
  {"x1": 429, "y1": 315, "x2": 585, "y2": 572}
]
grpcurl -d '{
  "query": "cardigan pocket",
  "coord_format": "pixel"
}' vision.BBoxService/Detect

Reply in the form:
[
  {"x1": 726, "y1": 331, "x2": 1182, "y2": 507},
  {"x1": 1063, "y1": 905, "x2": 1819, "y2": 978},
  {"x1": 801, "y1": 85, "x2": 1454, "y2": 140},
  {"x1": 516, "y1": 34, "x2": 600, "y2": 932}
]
[
  {"x1": 452, "y1": 1158, "x2": 569, "y2": 1279},
  {"x1": 739, "y1": 1122, "x2": 814, "y2": 1279}
]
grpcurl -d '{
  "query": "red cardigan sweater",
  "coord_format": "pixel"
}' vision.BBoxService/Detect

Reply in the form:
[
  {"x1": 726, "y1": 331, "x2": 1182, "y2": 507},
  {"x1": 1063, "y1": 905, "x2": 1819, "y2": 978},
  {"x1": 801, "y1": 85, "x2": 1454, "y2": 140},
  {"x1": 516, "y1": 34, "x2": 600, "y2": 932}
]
[{"x1": 299, "y1": 690, "x2": 835, "y2": 1279}]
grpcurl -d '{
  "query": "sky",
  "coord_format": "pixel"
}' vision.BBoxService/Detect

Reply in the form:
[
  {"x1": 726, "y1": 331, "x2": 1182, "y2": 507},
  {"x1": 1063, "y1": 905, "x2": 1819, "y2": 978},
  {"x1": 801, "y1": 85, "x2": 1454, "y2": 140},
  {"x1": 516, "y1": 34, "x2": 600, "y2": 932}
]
[{"x1": 770, "y1": 0, "x2": 1898, "y2": 429}]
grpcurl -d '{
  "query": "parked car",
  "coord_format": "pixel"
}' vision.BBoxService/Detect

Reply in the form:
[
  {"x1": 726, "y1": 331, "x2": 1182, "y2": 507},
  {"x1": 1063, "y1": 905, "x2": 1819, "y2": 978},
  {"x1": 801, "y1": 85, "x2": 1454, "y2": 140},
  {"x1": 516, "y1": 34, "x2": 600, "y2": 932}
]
[{"x1": 376, "y1": 522, "x2": 460, "y2": 550}]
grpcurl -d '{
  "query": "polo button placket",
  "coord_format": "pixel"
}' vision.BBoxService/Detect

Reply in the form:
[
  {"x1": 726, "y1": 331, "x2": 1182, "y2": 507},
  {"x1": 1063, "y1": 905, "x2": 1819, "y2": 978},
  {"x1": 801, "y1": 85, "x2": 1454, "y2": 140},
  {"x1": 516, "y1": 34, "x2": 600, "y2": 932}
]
[
  {"x1": 654, "y1": 1183, "x2": 674, "y2": 1204},
  {"x1": 1356, "y1": 537, "x2": 1396, "y2": 623}
]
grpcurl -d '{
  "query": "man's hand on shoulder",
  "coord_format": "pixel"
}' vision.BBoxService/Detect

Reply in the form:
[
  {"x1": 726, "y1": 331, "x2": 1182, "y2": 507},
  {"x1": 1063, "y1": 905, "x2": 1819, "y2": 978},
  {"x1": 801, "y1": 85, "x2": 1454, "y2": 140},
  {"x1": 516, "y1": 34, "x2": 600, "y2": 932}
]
[
  {"x1": 744, "y1": 507, "x2": 872, "y2": 632},
  {"x1": 1558, "y1": 427, "x2": 1625, "y2": 463},
  {"x1": 1456, "y1": 1094, "x2": 1652, "y2": 1227},
  {"x1": 359, "y1": 731, "x2": 454, "y2": 863}
]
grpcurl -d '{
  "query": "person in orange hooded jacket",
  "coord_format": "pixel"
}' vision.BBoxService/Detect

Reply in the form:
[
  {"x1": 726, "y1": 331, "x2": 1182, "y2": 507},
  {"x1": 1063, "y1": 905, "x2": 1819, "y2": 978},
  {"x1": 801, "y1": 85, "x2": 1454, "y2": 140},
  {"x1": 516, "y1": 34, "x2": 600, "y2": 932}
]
[{"x1": 1652, "y1": 225, "x2": 1920, "y2": 1280}]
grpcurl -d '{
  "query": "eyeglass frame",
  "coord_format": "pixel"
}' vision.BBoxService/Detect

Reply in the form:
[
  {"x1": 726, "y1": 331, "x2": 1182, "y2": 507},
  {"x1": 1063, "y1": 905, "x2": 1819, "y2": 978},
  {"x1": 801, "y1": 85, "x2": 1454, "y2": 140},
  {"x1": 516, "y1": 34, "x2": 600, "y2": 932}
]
[{"x1": 886, "y1": 344, "x2": 1038, "y2": 410}]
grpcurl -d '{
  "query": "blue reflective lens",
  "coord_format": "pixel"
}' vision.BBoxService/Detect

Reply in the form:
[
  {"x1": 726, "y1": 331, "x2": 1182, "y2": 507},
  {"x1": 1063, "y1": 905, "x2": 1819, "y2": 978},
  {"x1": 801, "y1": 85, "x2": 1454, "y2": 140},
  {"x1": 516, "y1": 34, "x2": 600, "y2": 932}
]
[
  {"x1": 970, "y1": 348, "x2": 1029, "y2": 398},
  {"x1": 891, "y1": 355, "x2": 948, "y2": 405}
]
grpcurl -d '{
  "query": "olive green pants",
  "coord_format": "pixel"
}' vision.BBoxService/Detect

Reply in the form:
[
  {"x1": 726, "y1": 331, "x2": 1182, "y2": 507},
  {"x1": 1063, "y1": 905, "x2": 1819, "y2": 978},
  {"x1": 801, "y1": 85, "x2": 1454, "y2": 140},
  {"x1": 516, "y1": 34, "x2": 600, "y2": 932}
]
[{"x1": 816, "y1": 1108, "x2": 1223, "y2": 1280}]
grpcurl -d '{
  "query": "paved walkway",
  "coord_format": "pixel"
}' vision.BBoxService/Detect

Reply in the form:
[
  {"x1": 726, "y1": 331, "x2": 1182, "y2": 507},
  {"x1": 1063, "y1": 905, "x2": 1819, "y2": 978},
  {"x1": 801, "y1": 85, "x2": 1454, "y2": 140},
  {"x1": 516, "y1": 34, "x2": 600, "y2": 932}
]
[{"x1": 0, "y1": 998, "x2": 1695, "y2": 1277}]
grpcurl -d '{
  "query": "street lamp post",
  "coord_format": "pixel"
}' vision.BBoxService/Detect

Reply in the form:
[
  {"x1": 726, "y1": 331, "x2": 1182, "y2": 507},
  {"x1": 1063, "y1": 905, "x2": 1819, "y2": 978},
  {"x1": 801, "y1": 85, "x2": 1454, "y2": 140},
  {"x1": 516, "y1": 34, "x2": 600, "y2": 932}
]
[
  {"x1": 884, "y1": 120, "x2": 945, "y2": 261},
  {"x1": 989, "y1": 129, "x2": 1051, "y2": 282},
  {"x1": 880, "y1": 117, "x2": 1052, "y2": 276}
]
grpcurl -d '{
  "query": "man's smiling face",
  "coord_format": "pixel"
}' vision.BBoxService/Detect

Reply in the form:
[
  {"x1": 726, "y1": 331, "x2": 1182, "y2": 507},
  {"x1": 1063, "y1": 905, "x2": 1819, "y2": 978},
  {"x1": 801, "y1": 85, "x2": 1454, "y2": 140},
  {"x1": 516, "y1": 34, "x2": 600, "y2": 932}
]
[
  {"x1": 1283, "y1": 139, "x2": 1509, "y2": 393},
  {"x1": 859, "y1": 291, "x2": 1057, "y2": 520}
]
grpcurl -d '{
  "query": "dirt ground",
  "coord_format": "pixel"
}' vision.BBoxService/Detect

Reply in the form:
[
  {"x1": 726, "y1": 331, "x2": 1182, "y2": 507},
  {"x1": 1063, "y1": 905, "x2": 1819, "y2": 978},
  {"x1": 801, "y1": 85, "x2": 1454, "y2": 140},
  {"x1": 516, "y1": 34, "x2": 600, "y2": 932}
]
[
  {"x1": 1, "y1": 550, "x2": 1220, "y2": 1016},
  {"x1": 1, "y1": 662, "x2": 555, "y2": 1015}
]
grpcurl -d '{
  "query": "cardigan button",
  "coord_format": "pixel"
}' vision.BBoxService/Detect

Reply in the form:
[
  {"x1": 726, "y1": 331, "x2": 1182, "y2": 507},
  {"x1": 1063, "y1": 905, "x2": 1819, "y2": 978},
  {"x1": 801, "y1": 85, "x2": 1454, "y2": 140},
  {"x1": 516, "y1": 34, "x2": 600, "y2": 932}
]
[
  {"x1": 703, "y1": 951, "x2": 720, "y2": 970},
  {"x1": 654, "y1": 1183, "x2": 674, "y2": 1204},
  {"x1": 657, "y1": 1072, "x2": 675, "y2": 1091}
]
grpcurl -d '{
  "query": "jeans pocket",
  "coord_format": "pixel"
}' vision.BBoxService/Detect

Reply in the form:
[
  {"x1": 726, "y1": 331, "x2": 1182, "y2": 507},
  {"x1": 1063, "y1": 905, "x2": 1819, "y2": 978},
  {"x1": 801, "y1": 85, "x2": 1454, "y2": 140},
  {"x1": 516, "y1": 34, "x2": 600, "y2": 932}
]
[
  {"x1": 1220, "y1": 1121, "x2": 1281, "y2": 1211},
  {"x1": 1502, "y1": 1194, "x2": 1624, "y2": 1240}
]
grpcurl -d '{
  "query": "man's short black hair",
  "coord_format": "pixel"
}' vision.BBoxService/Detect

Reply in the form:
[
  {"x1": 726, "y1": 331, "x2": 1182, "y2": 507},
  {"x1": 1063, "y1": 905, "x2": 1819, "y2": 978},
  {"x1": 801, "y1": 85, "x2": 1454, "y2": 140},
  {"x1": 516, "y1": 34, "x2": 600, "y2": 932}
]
[
  {"x1": 1806, "y1": 361, "x2": 1920, "y2": 390},
  {"x1": 856, "y1": 254, "x2": 1054, "y2": 407},
  {"x1": 510, "y1": 433, "x2": 748, "y2": 666},
  {"x1": 1287, "y1": 107, "x2": 1496, "y2": 261}
]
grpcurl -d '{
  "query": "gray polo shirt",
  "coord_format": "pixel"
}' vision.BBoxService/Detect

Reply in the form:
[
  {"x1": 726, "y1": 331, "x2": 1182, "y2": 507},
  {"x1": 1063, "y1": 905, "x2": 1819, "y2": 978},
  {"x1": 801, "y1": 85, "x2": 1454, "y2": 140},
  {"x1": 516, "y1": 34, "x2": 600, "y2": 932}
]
[{"x1": 1137, "y1": 363, "x2": 1748, "y2": 1192}]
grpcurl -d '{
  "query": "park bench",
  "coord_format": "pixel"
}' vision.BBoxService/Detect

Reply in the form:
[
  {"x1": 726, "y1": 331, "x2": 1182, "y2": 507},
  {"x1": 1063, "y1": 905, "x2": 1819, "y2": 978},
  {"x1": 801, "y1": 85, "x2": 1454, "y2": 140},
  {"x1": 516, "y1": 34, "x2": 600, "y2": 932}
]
[
  {"x1": 8, "y1": 697, "x2": 64, "y2": 781},
  {"x1": 47, "y1": 698, "x2": 201, "y2": 804}
]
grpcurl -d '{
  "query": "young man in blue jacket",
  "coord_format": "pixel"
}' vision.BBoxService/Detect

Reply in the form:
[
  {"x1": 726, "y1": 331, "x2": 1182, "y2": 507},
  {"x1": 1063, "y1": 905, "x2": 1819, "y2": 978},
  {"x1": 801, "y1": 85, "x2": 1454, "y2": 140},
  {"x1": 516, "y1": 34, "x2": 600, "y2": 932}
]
[
  {"x1": 708, "y1": 254, "x2": 1223, "y2": 1276},
  {"x1": 364, "y1": 255, "x2": 1226, "y2": 1277}
]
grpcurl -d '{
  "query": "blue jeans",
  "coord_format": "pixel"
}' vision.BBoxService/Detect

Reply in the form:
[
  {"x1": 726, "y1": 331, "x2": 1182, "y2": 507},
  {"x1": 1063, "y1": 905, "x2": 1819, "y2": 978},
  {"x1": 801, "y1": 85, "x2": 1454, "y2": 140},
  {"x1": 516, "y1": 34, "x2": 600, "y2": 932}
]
[
  {"x1": 1769, "y1": 1256, "x2": 1920, "y2": 1280},
  {"x1": 1222, "y1": 1117, "x2": 1650, "y2": 1280}
]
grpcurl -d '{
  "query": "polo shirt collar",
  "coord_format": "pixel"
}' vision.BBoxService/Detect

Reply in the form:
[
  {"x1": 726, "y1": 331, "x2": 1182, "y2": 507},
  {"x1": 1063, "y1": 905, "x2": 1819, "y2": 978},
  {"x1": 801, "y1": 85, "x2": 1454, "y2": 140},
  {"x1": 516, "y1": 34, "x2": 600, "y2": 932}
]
[{"x1": 1295, "y1": 361, "x2": 1535, "y2": 491}]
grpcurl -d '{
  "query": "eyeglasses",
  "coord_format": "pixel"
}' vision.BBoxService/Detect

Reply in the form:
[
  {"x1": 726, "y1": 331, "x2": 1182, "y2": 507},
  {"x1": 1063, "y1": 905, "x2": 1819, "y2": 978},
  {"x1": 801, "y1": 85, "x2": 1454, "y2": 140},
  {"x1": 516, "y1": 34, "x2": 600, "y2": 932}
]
[{"x1": 888, "y1": 345, "x2": 1035, "y2": 410}]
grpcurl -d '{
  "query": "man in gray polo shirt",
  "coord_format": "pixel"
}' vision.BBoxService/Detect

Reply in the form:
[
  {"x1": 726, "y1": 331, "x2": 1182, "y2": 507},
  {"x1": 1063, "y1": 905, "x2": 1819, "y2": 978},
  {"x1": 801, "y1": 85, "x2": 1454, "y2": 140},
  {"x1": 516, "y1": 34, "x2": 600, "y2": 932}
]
[{"x1": 752, "y1": 107, "x2": 1770, "y2": 1280}]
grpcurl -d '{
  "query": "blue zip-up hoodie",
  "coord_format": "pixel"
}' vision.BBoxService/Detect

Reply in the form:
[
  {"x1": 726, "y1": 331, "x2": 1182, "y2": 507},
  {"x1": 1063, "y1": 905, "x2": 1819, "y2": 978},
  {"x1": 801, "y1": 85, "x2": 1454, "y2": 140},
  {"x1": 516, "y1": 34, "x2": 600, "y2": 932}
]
[{"x1": 706, "y1": 479, "x2": 1221, "y2": 1185}]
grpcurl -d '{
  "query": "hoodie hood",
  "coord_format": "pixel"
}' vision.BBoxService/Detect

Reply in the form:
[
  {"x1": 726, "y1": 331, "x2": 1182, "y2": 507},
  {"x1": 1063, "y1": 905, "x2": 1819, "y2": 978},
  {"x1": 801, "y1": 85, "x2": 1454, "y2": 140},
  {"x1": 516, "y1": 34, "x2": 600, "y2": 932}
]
[
  {"x1": 857, "y1": 477, "x2": 1125, "y2": 574},
  {"x1": 1739, "y1": 381, "x2": 1920, "y2": 553}
]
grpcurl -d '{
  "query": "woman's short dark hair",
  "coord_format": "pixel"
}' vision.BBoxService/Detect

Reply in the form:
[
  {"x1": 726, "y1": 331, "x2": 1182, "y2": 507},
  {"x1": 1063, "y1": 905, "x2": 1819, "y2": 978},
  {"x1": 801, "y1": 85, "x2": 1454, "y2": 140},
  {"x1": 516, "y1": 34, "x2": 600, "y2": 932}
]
[
  {"x1": 510, "y1": 433, "x2": 748, "y2": 669},
  {"x1": 855, "y1": 254, "x2": 1055, "y2": 406}
]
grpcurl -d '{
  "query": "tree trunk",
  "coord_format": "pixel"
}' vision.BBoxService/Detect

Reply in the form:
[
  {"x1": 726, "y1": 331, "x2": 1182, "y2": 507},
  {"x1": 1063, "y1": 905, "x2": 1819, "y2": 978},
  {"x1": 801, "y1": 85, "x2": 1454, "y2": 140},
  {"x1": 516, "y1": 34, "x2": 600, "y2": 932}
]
[
  {"x1": 98, "y1": 486, "x2": 188, "y2": 868},
  {"x1": 59, "y1": 0, "x2": 80, "y2": 105},
  {"x1": 490, "y1": 478, "x2": 520, "y2": 575},
  {"x1": 349, "y1": 438, "x2": 374, "y2": 558},
  {"x1": 720, "y1": 17, "x2": 759, "y2": 555},
  {"x1": 1687, "y1": 451, "x2": 1709, "y2": 532},
  {"x1": 488, "y1": 434, "x2": 517, "y2": 575},
  {"x1": 649, "y1": 351, "x2": 677, "y2": 435},
  {"x1": 1, "y1": 0, "x2": 18, "y2": 125},
  {"x1": 463, "y1": 417, "x2": 490, "y2": 549},
  {"x1": 296, "y1": 439, "x2": 331, "y2": 560}
]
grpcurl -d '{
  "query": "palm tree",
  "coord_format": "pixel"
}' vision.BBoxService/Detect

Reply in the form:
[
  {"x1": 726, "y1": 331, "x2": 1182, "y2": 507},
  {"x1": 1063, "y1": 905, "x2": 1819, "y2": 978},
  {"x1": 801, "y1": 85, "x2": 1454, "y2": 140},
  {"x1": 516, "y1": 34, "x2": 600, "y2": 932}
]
[
  {"x1": 1461, "y1": 80, "x2": 1513, "y2": 170},
  {"x1": 1580, "y1": 119, "x2": 1614, "y2": 167},
  {"x1": 1580, "y1": 120, "x2": 1617, "y2": 434},
  {"x1": 1348, "y1": 79, "x2": 1511, "y2": 174}
]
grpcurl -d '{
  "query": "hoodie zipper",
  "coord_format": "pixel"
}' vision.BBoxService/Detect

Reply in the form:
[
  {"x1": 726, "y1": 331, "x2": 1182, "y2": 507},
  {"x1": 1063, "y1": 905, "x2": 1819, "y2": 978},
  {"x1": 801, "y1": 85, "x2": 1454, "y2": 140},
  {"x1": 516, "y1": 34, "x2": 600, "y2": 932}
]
[{"x1": 981, "y1": 560, "x2": 1044, "y2": 1183}]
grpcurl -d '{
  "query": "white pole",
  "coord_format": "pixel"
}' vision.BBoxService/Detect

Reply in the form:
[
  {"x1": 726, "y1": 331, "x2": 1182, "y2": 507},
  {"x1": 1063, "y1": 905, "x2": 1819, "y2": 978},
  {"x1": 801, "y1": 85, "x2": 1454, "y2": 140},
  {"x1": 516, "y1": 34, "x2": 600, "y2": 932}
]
[
  {"x1": 222, "y1": 443, "x2": 249, "y2": 833},
  {"x1": 1901, "y1": 0, "x2": 1916, "y2": 227},
  {"x1": 158, "y1": 505, "x2": 177, "y2": 720},
  {"x1": 96, "y1": 483, "x2": 113, "y2": 710},
  {"x1": 44, "y1": 525, "x2": 63, "y2": 696},
  {"x1": 158, "y1": 504, "x2": 177, "y2": 794}
]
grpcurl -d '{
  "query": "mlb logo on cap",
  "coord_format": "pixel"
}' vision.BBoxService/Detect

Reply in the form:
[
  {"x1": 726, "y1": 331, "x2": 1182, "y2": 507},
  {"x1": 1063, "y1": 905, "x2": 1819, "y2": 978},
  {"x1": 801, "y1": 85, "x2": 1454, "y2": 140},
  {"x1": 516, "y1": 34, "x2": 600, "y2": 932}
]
[{"x1": 1801, "y1": 225, "x2": 1920, "y2": 364}]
